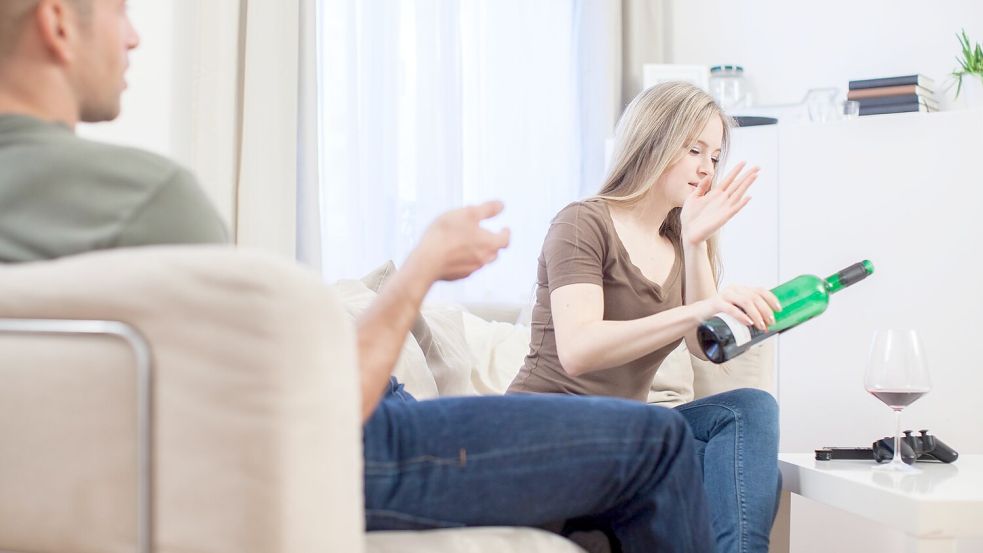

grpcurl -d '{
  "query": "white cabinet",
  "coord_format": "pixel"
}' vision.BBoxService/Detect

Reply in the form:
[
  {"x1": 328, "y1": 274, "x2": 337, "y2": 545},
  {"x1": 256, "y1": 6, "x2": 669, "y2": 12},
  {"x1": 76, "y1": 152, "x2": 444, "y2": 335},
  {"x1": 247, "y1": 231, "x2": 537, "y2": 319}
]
[
  {"x1": 717, "y1": 124, "x2": 780, "y2": 290},
  {"x1": 723, "y1": 110, "x2": 983, "y2": 454}
]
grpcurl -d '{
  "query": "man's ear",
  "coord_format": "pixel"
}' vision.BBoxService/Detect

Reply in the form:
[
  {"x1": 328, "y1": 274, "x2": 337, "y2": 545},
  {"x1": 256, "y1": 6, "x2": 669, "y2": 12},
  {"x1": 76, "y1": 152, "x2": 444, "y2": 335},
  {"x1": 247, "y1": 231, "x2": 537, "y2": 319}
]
[{"x1": 34, "y1": 0, "x2": 78, "y2": 65}]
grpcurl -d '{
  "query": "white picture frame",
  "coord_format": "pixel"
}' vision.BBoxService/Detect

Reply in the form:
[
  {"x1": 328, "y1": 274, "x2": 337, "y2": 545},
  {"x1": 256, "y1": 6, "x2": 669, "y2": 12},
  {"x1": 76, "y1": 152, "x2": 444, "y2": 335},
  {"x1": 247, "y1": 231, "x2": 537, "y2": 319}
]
[{"x1": 642, "y1": 64, "x2": 710, "y2": 92}]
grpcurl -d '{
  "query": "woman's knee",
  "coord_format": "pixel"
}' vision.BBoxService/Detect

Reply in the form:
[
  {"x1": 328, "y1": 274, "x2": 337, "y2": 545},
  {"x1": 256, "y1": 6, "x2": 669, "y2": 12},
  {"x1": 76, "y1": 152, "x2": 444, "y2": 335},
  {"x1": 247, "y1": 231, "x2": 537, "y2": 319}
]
[
  {"x1": 721, "y1": 387, "x2": 777, "y2": 415},
  {"x1": 641, "y1": 404, "x2": 693, "y2": 443},
  {"x1": 728, "y1": 388, "x2": 779, "y2": 437}
]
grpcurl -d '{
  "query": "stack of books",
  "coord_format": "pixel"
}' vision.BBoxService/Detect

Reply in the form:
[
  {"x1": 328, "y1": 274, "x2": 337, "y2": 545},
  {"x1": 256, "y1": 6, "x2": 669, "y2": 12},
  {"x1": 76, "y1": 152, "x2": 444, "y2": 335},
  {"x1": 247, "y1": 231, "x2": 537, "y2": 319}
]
[{"x1": 847, "y1": 74, "x2": 938, "y2": 116}]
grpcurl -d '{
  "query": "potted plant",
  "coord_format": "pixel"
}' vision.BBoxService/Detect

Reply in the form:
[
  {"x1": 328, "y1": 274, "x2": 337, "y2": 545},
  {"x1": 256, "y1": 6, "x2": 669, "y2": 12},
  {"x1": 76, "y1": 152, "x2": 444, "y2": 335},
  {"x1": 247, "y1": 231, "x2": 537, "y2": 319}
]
[{"x1": 952, "y1": 29, "x2": 983, "y2": 107}]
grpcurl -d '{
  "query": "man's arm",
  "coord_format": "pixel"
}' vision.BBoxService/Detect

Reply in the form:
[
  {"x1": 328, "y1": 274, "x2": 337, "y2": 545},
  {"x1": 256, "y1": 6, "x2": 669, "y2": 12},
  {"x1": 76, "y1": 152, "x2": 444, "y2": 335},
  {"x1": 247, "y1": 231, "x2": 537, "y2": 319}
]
[{"x1": 358, "y1": 201, "x2": 510, "y2": 422}]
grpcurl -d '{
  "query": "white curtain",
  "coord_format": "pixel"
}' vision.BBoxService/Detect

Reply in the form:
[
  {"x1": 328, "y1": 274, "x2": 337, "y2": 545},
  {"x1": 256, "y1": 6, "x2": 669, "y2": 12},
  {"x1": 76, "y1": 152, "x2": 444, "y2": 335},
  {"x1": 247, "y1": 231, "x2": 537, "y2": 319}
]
[
  {"x1": 176, "y1": 0, "x2": 320, "y2": 264},
  {"x1": 317, "y1": 0, "x2": 627, "y2": 303}
]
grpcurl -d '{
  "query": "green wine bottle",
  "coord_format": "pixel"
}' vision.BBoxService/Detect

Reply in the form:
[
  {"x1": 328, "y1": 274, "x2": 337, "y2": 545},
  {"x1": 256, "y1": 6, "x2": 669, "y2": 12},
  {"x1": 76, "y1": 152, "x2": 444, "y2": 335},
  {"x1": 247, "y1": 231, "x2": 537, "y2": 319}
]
[{"x1": 697, "y1": 260, "x2": 875, "y2": 364}]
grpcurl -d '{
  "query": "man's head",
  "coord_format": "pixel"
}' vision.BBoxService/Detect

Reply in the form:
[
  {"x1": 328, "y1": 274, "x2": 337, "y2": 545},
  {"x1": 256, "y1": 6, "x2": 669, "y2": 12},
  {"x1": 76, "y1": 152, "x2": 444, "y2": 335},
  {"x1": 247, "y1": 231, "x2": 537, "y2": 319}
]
[{"x1": 0, "y1": 0, "x2": 139, "y2": 124}]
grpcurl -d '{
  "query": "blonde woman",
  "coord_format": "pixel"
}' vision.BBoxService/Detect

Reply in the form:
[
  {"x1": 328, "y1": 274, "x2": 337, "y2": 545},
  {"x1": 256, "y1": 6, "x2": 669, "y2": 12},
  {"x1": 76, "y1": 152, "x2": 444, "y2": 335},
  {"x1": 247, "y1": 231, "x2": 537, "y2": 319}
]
[{"x1": 509, "y1": 81, "x2": 781, "y2": 553}]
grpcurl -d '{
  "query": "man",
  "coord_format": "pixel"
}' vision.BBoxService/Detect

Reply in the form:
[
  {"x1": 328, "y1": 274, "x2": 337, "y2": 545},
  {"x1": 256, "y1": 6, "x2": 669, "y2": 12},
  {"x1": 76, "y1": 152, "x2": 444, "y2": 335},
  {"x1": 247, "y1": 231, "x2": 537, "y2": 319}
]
[{"x1": 0, "y1": 1, "x2": 714, "y2": 551}]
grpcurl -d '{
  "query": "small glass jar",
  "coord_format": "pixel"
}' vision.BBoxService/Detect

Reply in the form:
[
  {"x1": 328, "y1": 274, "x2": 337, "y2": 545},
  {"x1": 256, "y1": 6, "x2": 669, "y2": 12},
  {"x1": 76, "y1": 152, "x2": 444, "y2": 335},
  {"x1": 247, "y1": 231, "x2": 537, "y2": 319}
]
[{"x1": 709, "y1": 65, "x2": 750, "y2": 110}]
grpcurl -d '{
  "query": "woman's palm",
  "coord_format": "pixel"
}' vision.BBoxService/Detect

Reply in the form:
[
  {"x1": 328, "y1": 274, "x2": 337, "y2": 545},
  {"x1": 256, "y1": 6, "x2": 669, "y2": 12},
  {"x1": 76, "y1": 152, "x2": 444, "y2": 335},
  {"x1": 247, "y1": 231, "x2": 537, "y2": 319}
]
[{"x1": 681, "y1": 162, "x2": 758, "y2": 245}]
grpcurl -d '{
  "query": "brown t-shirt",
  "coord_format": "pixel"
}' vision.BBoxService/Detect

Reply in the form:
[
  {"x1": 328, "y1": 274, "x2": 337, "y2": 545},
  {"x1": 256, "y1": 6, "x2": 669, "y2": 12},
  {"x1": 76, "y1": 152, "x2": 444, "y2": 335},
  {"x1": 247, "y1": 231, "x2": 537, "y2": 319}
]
[{"x1": 507, "y1": 199, "x2": 685, "y2": 402}]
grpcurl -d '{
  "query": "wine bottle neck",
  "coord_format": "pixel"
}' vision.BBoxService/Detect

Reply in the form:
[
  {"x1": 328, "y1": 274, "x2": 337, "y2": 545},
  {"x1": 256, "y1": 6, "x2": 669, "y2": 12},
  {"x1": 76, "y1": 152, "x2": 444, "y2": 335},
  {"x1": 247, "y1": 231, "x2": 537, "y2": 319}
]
[
  {"x1": 824, "y1": 260, "x2": 874, "y2": 294},
  {"x1": 823, "y1": 274, "x2": 843, "y2": 294}
]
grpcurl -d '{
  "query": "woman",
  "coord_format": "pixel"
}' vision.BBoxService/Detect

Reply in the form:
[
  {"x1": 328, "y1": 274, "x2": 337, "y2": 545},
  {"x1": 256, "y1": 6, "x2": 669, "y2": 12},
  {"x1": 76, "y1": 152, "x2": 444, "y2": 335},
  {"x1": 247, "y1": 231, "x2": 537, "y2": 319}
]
[{"x1": 508, "y1": 81, "x2": 781, "y2": 553}]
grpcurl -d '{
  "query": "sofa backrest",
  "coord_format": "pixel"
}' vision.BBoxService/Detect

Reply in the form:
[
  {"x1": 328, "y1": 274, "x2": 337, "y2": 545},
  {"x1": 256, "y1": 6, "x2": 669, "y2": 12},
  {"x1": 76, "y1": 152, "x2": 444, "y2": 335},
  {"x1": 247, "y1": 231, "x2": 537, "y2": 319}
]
[{"x1": 0, "y1": 246, "x2": 363, "y2": 553}]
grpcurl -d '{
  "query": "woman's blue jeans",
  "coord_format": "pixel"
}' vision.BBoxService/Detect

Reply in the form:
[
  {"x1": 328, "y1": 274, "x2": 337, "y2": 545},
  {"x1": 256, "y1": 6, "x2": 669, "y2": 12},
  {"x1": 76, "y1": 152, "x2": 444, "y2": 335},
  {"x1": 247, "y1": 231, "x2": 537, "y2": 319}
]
[
  {"x1": 675, "y1": 388, "x2": 782, "y2": 553},
  {"x1": 363, "y1": 378, "x2": 715, "y2": 553}
]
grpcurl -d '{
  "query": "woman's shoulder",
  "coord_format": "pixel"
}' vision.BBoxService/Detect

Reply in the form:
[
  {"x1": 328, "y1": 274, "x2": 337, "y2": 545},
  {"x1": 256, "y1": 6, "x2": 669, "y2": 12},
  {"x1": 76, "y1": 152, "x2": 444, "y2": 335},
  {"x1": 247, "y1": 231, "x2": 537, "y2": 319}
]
[
  {"x1": 544, "y1": 199, "x2": 614, "y2": 255},
  {"x1": 552, "y1": 198, "x2": 610, "y2": 227}
]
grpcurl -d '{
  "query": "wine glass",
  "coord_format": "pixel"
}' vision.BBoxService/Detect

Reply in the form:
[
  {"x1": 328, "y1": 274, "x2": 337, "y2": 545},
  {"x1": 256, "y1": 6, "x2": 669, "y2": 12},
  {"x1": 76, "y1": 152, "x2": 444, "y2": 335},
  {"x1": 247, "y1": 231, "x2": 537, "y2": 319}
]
[{"x1": 864, "y1": 329, "x2": 931, "y2": 473}]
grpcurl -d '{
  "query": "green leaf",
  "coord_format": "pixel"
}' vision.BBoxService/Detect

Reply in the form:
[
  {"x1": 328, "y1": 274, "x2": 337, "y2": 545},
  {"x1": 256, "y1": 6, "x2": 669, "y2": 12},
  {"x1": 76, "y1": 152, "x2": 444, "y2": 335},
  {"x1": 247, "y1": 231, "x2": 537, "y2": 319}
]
[{"x1": 953, "y1": 29, "x2": 983, "y2": 78}]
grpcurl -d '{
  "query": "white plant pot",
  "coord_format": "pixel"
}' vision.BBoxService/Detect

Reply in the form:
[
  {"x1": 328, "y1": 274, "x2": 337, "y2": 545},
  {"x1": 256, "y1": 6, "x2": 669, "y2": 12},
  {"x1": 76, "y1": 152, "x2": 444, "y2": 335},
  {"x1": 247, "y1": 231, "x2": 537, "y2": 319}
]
[{"x1": 957, "y1": 76, "x2": 983, "y2": 109}]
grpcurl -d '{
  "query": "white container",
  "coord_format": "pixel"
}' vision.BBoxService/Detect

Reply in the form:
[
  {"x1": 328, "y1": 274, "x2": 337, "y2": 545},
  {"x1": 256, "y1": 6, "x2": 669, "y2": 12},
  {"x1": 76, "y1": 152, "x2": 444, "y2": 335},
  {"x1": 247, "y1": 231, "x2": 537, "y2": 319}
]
[{"x1": 709, "y1": 65, "x2": 750, "y2": 110}]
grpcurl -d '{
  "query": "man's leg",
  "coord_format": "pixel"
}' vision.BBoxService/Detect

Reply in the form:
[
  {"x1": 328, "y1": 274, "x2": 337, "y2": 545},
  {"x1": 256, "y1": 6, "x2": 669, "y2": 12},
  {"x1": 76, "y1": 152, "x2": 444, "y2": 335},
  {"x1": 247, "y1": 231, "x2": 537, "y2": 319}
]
[
  {"x1": 675, "y1": 388, "x2": 781, "y2": 553},
  {"x1": 363, "y1": 393, "x2": 714, "y2": 553}
]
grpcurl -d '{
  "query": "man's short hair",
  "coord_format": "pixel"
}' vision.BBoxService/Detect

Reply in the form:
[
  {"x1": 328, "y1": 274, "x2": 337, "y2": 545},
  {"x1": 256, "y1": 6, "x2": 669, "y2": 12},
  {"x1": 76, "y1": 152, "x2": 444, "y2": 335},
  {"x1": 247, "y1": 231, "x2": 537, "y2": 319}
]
[{"x1": 0, "y1": 0, "x2": 91, "y2": 59}]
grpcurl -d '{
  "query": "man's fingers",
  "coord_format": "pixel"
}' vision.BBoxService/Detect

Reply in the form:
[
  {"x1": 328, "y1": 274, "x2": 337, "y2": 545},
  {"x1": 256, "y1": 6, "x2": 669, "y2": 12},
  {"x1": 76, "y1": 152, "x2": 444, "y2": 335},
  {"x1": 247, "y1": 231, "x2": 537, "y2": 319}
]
[
  {"x1": 497, "y1": 227, "x2": 511, "y2": 247},
  {"x1": 484, "y1": 227, "x2": 510, "y2": 249},
  {"x1": 472, "y1": 200, "x2": 505, "y2": 221}
]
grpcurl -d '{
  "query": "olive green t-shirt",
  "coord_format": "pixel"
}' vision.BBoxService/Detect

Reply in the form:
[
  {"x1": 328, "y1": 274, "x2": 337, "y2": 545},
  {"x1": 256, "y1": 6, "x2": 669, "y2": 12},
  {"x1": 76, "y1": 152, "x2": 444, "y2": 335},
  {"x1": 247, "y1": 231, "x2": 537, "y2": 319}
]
[
  {"x1": 507, "y1": 199, "x2": 685, "y2": 402},
  {"x1": 0, "y1": 114, "x2": 228, "y2": 262}
]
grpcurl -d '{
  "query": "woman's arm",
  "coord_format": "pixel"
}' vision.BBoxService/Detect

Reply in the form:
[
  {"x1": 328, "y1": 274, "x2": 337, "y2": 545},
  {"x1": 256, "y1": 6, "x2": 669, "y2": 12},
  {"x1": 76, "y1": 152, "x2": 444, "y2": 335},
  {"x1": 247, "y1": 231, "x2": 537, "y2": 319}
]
[
  {"x1": 681, "y1": 241, "x2": 719, "y2": 359},
  {"x1": 678, "y1": 163, "x2": 780, "y2": 360},
  {"x1": 551, "y1": 280, "x2": 779, "y2": 375},
  {"x1": 551, "y1": 282, "x2": 716, "y2": 376}
]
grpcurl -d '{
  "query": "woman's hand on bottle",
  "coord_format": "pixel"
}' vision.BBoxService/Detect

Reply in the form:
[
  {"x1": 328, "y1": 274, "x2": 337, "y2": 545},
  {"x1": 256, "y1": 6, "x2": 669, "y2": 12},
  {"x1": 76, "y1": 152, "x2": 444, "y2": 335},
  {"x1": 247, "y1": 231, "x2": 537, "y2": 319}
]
[
  {"x1": 698, "y1": 284, "x2": 782, "y2": 331},
  {"x1": 680, "y1": 161, "x2": 759, "y2": 246}
]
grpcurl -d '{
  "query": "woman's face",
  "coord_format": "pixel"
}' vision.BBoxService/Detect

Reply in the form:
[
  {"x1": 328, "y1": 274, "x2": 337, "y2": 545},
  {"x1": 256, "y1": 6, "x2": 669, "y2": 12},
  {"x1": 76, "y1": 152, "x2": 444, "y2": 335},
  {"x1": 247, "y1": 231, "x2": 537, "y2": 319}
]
[{"x1": 658, "y1": 116, "x2": 723, "y2": 207}]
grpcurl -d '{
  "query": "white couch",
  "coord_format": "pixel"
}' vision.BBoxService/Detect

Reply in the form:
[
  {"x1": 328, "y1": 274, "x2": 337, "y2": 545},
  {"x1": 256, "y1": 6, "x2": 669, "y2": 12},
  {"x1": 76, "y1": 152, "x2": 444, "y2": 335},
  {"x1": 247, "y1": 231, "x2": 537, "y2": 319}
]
[{"x1": 0, "y1": 248, "x2": 773, "y2": 553}]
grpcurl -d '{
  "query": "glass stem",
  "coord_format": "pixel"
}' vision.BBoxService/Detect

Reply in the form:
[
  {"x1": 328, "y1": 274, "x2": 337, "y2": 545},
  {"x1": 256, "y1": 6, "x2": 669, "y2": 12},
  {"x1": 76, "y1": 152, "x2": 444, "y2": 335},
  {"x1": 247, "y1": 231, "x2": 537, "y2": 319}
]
[{"x1": 893, "y1": 409, "x2": 903, "y2": 466}]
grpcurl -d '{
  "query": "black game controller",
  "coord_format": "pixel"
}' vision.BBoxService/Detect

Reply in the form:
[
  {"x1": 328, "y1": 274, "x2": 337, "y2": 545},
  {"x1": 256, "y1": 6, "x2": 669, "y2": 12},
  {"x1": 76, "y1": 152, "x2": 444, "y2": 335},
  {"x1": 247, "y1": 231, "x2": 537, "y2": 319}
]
[{"x1": 872, "y1": 429, "x2": 959, "y2": 464}]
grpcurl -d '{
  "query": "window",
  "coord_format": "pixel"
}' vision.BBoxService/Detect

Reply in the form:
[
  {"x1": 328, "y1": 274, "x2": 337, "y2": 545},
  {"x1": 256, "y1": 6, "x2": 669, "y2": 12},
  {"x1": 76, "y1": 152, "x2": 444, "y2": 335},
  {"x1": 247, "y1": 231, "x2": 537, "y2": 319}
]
[{"x1": 316, "y1": 0, "x2": 609, "y2": 302}]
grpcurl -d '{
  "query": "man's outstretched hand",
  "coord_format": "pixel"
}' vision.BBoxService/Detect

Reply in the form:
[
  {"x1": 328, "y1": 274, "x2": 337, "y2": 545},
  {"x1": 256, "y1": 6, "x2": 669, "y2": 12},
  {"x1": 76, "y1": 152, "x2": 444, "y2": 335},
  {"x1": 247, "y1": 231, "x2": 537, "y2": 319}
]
[
  {"x1": 410, "y1": 200, "x2": 511, "y2": 282},
  {"x1": 358, "y1": 201, "x2": 511, "y2": 422}
]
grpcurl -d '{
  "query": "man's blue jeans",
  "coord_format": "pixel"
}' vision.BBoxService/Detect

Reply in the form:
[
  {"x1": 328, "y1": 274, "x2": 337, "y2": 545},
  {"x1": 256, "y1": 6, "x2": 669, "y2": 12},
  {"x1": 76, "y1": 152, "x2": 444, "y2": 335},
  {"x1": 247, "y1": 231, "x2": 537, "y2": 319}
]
[
  {"x1": 676, "y1": 388, "x2": 781, "y2": 553},
  {"x1": 363, "y1": 378, "x2": 715, "y2": 553}
]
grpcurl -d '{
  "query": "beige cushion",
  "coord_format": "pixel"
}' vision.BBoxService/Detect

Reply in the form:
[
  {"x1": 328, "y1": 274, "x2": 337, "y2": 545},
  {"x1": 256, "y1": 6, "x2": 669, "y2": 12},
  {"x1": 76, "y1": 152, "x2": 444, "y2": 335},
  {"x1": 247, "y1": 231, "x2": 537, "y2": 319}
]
[
  {"x1": 647, "y1": 343, "x2": 696, "y2": 407},
  {"x1": 692, "y1": 339, "x2": 776, "y2": 399},
  {"x1": 360, "y1": 259, "x2": 398, "y2": 293},
  {"x1": 0, "y1": 246, "x2": 363, "y2": 553},
  {"x1": 648, "y1": 340, "x2": 776, "y2": 405},
  {"x1": 413, "y1": 306, "x2": 476, "y2": 396},
  {"x1": 349, "y1": 261, "x2": 476, "y2": 398},
  {"x1": 461, "y1": 311, "x2": 530, "y2": 395},
  {"x1": 330, "y1": 277, "x2": 439, "y2": 399}
]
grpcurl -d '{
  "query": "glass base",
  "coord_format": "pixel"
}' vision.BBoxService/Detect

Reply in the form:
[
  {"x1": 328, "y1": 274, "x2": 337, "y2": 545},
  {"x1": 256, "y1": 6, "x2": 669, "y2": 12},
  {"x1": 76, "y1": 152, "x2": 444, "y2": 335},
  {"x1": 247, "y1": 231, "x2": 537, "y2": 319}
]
[{"x1": 871, "y1": 460, "x2": 921, "y2": 474}]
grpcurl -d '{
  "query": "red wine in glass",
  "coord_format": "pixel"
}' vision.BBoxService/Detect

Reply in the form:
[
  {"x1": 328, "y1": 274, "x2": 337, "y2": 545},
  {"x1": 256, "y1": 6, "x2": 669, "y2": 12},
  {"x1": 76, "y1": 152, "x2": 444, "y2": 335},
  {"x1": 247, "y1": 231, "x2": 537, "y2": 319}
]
[
  {"x1": 864, "y1": 330, "x2": 931, "y2": 473},
  {"x1": 867, "y1": 389, "x2": 929, "y2": 410}
]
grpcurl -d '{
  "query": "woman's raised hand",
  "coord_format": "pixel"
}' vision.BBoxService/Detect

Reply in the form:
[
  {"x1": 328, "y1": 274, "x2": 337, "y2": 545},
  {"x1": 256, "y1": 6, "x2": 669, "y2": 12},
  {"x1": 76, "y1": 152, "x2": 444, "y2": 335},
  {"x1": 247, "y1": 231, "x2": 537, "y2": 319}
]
[{"x1": 680, "y1": 161, "x2": 759, "y2": 246}]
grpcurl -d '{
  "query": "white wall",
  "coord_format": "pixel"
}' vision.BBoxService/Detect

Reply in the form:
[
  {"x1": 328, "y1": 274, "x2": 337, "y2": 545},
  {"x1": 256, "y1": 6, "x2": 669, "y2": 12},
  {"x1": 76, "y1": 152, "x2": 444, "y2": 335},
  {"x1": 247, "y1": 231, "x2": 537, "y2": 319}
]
[
  {"x1": 777, "y1": 109, "x2": 983, "y2": 455},
  {"x1": 75, "y1": 1, "x2": 238, "y2": 225},
  {"x1": 666, "y1": 0, "x2": 983, "y2": 109},
  {"x1": 77, "y1": 2, "x2": 184, "y2": 162},
  {"x1": 723, "y1": 111, "x2": 983, "y2": 553}
]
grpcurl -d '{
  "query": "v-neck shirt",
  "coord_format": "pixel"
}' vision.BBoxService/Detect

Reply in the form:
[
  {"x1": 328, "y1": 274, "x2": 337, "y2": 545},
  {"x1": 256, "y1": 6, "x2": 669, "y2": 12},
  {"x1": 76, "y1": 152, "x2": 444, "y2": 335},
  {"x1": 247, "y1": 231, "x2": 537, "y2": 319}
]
[{"x1": 508, "y1": 199, "x2": 685, "y2": 402}]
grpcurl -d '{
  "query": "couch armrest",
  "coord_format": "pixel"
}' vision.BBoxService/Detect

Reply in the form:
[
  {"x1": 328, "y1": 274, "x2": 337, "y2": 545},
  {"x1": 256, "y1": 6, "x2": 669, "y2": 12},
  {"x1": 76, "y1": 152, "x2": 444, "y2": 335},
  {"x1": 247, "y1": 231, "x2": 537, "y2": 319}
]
[
  {"x1": 0, "y1": 247, "x2": 364, "y2": 553},
  {"x1": 0, "y1": 319, "x2": 153, "y2": 553}
]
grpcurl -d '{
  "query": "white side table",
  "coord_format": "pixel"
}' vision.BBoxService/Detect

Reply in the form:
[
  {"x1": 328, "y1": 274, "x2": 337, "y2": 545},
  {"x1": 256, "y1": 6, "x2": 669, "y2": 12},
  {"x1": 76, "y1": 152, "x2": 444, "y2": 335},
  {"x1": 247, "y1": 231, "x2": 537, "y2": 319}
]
[{"x1": 770, "y1": 453, "x2": 983, "y2": 553}]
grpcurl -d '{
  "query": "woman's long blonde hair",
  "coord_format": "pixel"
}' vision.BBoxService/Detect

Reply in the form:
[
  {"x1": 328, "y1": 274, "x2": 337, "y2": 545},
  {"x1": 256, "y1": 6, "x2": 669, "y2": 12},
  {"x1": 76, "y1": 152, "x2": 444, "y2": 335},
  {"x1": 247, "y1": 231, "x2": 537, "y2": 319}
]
[{"x1": 596, "y1": 81, "x2": 733, "y2": 283}]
